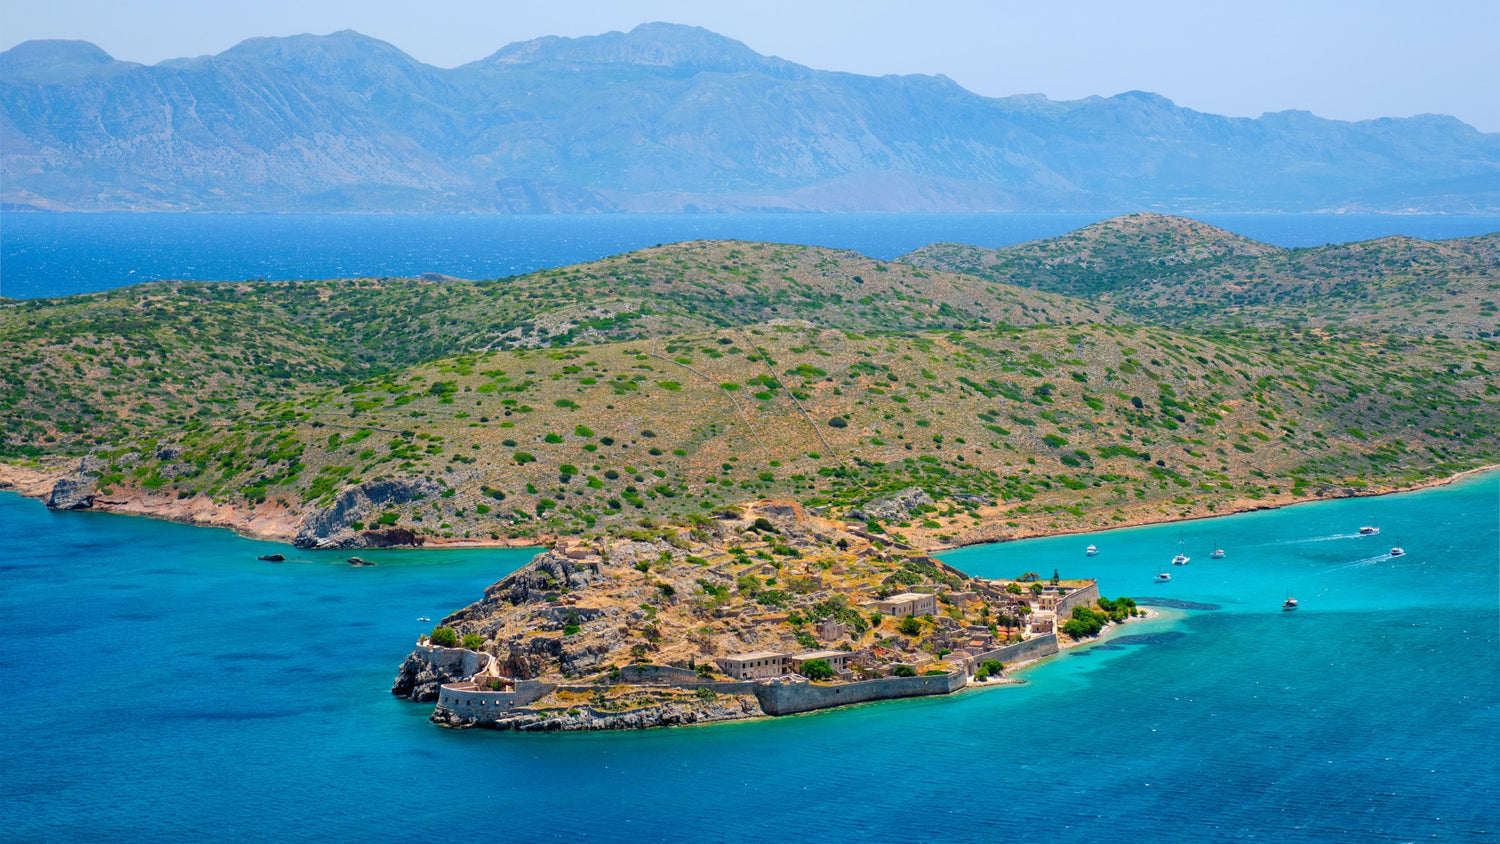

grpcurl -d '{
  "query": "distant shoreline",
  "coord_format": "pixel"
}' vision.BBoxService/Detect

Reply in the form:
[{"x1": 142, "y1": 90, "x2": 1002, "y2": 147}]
[{"x1": 3, "y1": 460, "x2": 1494, "y2": 556}]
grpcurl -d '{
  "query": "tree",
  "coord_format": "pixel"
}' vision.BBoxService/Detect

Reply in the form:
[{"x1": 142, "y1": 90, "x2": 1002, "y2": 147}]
[
  {"x1": 429, "y1": 626, "x2": 459, "y2": 648},
  {"x1": 898, "y1": 616, "x2": 923, "y2": 636},
  {"x1": 892, "y1": 664, "x2": 917, "y2": 677},
  {"x1": 800, "y1": 659, "x2": 835, "y2": 680},
  {"x1": 461, "y1": 633, "x2": 484, "y2": 650}
]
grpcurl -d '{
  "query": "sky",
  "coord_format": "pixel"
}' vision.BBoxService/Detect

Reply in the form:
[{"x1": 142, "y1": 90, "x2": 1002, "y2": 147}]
[{"x1": 2, "y1": 0, "x2": 1497, "y2": 132}]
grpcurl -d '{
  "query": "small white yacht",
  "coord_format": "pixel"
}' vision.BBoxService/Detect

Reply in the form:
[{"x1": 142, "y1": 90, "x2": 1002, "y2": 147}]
[
  {"x1": 1154, "y1": 572, "x2": 1172, "y2": 583},
  {"x1": 1389, "y1": 540, "x2": 1405, "y2": 558},
  {"x1": 1209, "y1": 546, "x2": 1225, "y2": 560},
  {"x1": 1282, "y1": 594, "x2": 1299, "y2": 611},
  {"x1": 418, "y1": 617, "x2": 431, "y2": 622},
  {"x1": 1359, "y1": 526, "x2": 1380, "y2": 536},
  {"x1": 1086, "y1": 544, "x2": 1099, "y2": 556}
]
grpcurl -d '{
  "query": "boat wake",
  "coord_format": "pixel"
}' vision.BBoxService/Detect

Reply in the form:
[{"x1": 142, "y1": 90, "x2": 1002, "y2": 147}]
[
  {"x1": 1284, "y1": 533, "x2": 1363, "y2": 544},
  {"x1": 1323, "y1": 555, "x2": 1389, "y2": 573}
]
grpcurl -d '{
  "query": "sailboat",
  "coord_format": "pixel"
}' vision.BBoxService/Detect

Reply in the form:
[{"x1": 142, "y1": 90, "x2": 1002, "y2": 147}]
[
  {"x1": 1389, "y1": 538, "x2": 1406, "y2": 557},
  {"x1": 1171, "y1": 536, "x2": 1190, "y2": 566},
  {"x1": 1281, "y1": 592, "x2": 1298, "y2": 611},
  {"x1": 1209, "y1": 540, "x2": 1225, "y2": 560}
]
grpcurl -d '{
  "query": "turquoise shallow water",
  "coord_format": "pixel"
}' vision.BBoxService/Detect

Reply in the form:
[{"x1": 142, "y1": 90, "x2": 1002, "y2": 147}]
[{"x1": 1, "y1": 472, "x2": 1497, "y2": 841}]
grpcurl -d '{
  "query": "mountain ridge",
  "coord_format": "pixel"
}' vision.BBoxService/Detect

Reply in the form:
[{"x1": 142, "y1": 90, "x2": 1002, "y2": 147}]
[{"x1": 3, "y1": 23, "x2": 1499, "y2": 213}]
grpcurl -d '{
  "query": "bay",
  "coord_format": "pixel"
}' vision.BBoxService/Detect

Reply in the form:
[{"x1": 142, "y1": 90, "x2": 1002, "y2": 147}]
[
  {"x1": 1, "y1": 471, "x2": 1495, "y2": 841},
  {"x1": 4, "y1": 211, "x2": 1500, "y2": 300}
]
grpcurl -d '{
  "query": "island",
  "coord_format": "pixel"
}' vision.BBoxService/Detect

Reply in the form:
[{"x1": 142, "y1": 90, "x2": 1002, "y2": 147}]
[{"x1": 392, "y1": 499, "x2": 1135, "y2": 730}]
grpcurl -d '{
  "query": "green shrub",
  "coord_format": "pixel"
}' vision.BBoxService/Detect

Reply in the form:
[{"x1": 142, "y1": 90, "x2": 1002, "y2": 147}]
[
  {"x1": 461, "y1": 633, "x2": 484, "y2": 650},
  {"x1": 429, "y1": 627, "x2": 459, "y2": 647},
  {"x1": 892, "y1": 665, "x2": 917, "y2": 677},
  {"x1": 800, "y1": 659, "x2": 835, "y2": 680},
  {"x1": 898, "y1": 616, "x2": 923, "y2": 636}
]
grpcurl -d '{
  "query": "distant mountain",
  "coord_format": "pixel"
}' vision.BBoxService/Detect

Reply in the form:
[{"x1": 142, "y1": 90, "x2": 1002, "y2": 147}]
[{"x1": 4, "y1": 23, "x2": 1500, "y2": 213}]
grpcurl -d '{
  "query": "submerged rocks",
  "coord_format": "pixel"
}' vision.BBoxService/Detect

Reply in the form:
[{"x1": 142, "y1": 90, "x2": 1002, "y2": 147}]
[{"x1": 293, "y1": 478, "x2": 442, "y2": 548}]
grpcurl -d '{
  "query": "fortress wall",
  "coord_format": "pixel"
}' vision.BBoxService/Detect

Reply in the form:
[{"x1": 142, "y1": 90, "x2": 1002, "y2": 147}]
[
  {"x1": 1056, "y1": 582, "x2": 1100, "y2": 619},
  {"x1": 970, "y1": 633, "x2": 1058, "y2": 668},
  {"x1": 753, "y1": 671, "x2": 966, "y2": 716},
  {"x1": 435, "y1": 680, "x2": 557, "y2": 721},
  {"x1": 414, "y1": 643, "x2": 490, "y2": 679}
]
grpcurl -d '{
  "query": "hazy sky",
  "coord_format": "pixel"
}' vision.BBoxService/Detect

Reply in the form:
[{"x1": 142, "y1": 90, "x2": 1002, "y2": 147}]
[{"x1": 3, "y1": 0, "x2": 1497, "y2": 131}]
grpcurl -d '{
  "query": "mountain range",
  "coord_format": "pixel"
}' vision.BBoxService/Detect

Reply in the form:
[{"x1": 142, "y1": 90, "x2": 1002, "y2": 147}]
[{"x1": 3, "y1": 23, "x2": 1499, "y2": 213}]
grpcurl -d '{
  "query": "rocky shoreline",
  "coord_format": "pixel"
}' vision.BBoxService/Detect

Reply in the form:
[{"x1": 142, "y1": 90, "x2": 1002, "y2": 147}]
[{"x1": 4, "y1": 457, "x2": 1493, "y2": 556}]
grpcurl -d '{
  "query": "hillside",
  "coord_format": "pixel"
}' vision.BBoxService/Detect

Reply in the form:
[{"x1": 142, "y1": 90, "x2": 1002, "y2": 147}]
[
  {"x1": 903, "y1": 214, "x2": 1500, "y2": 338},
  {"x1": 4, "y1": 220, "x2": 1498, "y2": 551},
  {"x1": 4, "y1": 25, "x2": 1499, "y2": 213}
]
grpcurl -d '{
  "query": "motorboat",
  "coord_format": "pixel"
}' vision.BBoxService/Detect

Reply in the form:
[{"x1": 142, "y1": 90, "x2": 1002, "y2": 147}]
[
  {"x1": 1154, "y1": 572, "x2": 1172, "y2": 583},
  {"x1": 1085, "y1": 544, "x2": 1098, "y2": 556},
  {"x1": 1359, "y1": 526, "x2": 1380, "y2": 536},
  {"x1": 1389, "y1": 540, "x2": 1405, "y2": 557},
  {"x1": 418, "y1": 617, "x2": 431, "y2": 622}
]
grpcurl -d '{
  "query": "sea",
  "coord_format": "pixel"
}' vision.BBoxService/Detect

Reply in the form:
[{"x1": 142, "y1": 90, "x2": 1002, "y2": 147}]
[
  {"x1": 1, "y1": 472, "x2": 1495, "y2": 841},
  {"x1": 4, "y1": 211, "x2": 1500, "y2": 299},
  {"x1": 1, "y1": 212, "x2": 1498, "y2": 840}
]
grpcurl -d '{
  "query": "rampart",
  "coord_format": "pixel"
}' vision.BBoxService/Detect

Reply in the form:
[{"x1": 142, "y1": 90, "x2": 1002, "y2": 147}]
[
  {"x1": 1056, "y1": 581, "x2": 1100, "y2": 619},
  {"x1": 435, "y1": 680, "x2": 556, "y2": 719},
  {"x1": 415, "y1": 643, "x2": 491, "y2": 679},
  {"x1": 969, "y1": 633, "x2": 1058, "y2": 668},
  {"x1": 753, "y1": 671, "x2": 966, "y2": 716}
]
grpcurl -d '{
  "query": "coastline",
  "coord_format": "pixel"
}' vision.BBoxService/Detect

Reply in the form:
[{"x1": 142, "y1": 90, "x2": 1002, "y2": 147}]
[
  {"x1": 4, "y1": 458, "x2": 1495, "y2": 555},
  {"x1": 922, "y1": 463, "x2": 1500, "y2": 553}
]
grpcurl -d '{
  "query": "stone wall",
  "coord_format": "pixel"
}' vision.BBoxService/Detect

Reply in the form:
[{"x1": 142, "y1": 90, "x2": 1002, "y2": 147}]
[
  {"x1": 435, "y1": 680, "x2": 557, "y2": 721},
  {"x1": 969, "y1": 633, "x2": 1059, "y2": 669},
  {"x1": 1056, "y1": 582, "x2": 1100, "y2": 619},
  {"x1": 391, "y1": 643, "x2": 492, "y2": 701},
  {"x1": 753, "y1": 671, "x2": 966, "y2": 716}
]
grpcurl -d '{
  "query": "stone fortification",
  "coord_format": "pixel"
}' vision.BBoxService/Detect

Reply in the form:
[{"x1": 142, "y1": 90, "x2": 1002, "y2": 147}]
[
  {"x1": 391, "y1": 643, "x2": 492, "y2": 702},
  {"x1": 752, "y1": 671, "x2": 967, "y2": 716},
  {"x1": 1056, "y1": 582, "x2": 1101, "y2": 619}
]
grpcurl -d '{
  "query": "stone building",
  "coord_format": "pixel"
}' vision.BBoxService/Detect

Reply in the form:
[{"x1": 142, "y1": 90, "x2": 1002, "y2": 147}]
[
  {"x1": 876, "y1": 592, "x2": 938, "y2": 617},
  {"x1": 788, "y1": 650, "x2": 852, "y2": 675},
  {"x1": 716, "y1": 651, "x2": 788, "y2": 679},
  {"x1": 816, "y1": 616, "x2": 848, "y2": 641}
]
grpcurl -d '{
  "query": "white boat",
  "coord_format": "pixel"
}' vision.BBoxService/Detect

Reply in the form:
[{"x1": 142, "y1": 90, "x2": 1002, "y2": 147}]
[
  {"x1": 1154, "y1": 572, "x2": 1171, "y2": 583},
  {"x1": 1209, "y1": 547, "x2": 1225, "y2": 560},
  {"x1": 1282, "y1": 594, "x2": 1298, "y2": 611},
  {"x1": 418, "y1": 617, "x2": 430, "y2": 622},
  {"x1": 1085, "y1": 544, "x2": 1098, "y2": 556},
  {"x1": 1172, "y1": 554, "x2": 1190, "y2": 565},
  {"x1": 1389, "y1": 539, "x2": 1405, "y2": 557},
  {"x1": 1359, "y1": 526, "x2": 1380, "y2": 536}
]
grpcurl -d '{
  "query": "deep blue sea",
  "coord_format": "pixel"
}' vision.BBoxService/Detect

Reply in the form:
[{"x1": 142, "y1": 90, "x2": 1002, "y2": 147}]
[
  {"x1": 2, "y1": 473, "x2": 1496, "y2": 841},
  {"x1": 4, "y1": 212, "x2": 1500, "y2": 299}
]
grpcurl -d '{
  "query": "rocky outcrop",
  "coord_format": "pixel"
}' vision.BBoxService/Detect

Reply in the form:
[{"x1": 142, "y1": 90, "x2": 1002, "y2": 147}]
[
  {"x1": 293, "y1": 478, "x2": 442, "y2": 548},
  {"x1": 45, "y1": 475, "x2": 96, "y2": 510},
  {"x1": 436, "y1": 694, "x2": 763, "y2": 731},
  {"x1": 848, "y1": 486, "x2": 933, "y2": 522},
  {"x1": 391, "y1": 644, "x2": 491, "y2": 702}
]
